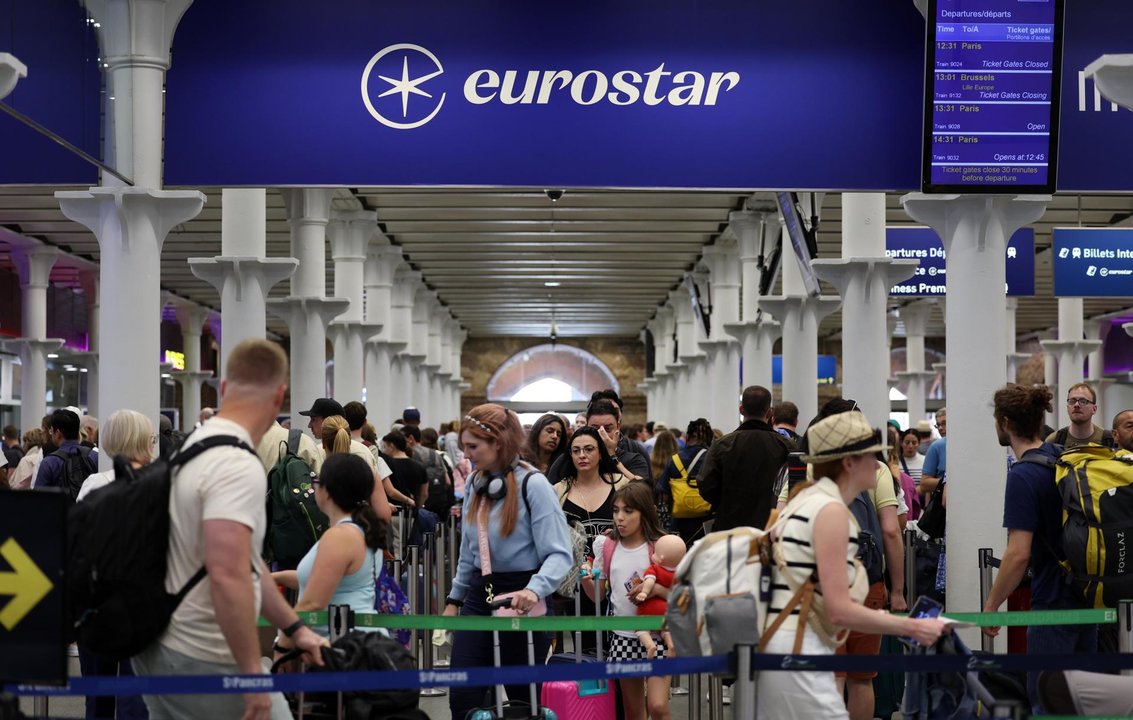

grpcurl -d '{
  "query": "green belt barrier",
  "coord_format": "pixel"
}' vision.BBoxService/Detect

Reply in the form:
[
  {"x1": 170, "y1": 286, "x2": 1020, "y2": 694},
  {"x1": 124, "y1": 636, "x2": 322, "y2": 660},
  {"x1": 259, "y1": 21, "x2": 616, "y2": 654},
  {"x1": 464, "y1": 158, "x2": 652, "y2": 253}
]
[
  {"x1": 259, "y1": 607, "x2": 1114, "y2": 631},
  {"x1": 259, "y1": 613, "x2": 665, "y2": 632}
]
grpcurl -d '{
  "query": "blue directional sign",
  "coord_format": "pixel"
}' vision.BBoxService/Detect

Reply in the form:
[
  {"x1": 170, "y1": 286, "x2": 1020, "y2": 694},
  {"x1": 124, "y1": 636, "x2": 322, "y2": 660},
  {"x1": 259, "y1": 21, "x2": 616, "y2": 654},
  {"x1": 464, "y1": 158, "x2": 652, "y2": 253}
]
[
  {"x1": 1053, "y1": 228, "x2": 1133, "y2": 298},
  {"x1": 772, "y1": 355, "x2": 837, "y2": 386},
  {"x1": 886, "y1": 227, "x2": 1035, "y2": 297}
]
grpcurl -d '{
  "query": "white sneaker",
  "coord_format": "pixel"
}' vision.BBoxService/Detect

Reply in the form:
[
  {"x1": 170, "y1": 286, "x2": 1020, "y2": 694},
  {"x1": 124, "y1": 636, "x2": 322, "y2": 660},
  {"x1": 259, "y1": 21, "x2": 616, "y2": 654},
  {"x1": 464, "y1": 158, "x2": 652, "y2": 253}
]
[
  {"x1": 68, "y1": 643, "x2": 79, "y2": 658},
  {"x1": 722, "y1": 685, "x2": 731, "y2": 705}
]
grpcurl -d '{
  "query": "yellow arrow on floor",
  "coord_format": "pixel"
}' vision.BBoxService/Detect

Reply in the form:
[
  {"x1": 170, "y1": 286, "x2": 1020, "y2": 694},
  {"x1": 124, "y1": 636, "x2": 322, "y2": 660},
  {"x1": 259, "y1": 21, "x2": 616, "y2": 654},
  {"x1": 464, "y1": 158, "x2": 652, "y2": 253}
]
[{"x1": 0, "y1": 537, "x2": 54, "y2": 631}]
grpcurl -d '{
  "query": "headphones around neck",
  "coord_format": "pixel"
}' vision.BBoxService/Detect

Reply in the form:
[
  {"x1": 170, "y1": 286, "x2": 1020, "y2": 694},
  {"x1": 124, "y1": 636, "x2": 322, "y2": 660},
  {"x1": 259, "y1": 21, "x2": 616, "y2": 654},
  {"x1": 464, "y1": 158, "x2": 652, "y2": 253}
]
[{"x1": 475, "y1": 469, "x2": 509, "y2": 501}]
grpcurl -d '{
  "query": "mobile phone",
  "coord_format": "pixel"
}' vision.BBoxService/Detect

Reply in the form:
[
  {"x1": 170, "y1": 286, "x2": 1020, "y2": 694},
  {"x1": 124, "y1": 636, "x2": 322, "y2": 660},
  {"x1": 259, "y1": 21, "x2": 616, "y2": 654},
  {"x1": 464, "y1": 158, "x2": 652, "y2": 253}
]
[{"x1": 903, "y1": 595, "x2": 943, "y2": 647}]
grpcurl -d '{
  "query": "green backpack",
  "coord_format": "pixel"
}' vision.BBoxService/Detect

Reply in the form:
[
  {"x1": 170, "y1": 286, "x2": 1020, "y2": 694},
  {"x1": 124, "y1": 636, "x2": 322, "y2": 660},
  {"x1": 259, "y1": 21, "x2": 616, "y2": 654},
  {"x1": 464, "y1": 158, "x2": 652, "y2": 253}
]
[{"x1": 264, "y1": 429, "x2": 327, "y2": 568}]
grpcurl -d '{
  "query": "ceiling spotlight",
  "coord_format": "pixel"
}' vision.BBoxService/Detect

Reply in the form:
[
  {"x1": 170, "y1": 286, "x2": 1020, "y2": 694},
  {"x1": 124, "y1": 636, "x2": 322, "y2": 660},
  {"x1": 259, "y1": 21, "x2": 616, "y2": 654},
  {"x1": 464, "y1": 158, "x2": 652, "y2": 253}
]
[
  {"x1": 47, "y1": 353, "x2": 59, "y2": 359},
  {"x1": 544, "y1": 281, "x2": 561, "y2": 287},
  {"x1": 545, "y1": 189, "x2": 564, "y2": 202}
]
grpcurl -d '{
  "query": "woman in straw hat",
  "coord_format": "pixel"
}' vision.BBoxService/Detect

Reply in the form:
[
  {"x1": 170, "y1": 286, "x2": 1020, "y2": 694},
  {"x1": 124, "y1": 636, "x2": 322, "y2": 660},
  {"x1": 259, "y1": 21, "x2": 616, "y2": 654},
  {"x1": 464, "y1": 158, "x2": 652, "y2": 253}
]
[{"x1": 758, "y1": 411, "x2": 947, "y2": 719}]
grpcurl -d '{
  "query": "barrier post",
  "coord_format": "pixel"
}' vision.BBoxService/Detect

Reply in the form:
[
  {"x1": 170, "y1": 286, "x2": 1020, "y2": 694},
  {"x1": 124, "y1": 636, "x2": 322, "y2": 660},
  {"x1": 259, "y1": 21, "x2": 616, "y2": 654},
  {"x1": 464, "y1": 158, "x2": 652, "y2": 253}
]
[
  {"x1": 1120, "y1": 599, "x2": 1133, "y2": 678},
  {"x1": 434, "y1": 525, "x2": 451, "y2": 668},
  {"x1": 732, "y1": 645, "x2": 756, "y2": 719},
  {"x1": 978, "y1": 547, "x2": 995, "y2": 653},
  {"x1": 327, "y1": 604, "x2": 352, "y2": 643},
  {"x1": 708, "y1": 676, "x2": 723, "y2": 720},
  {"x1": 32, "y1": 698, "x2": 47, "y2": 718},
  {"x1": 408, "y1": 544, "x2": 421, "y2": 667},
  {"x1": 447, "y1": 512, "x2": 459, "y2": 582},
  {"x1": 688, "y1": 672, "x2": 702, "y2": 720},
  {"x1": 904, "y1": 528, "x2": 918, "y2": 611},
  {"x1": 671, "y1": 674, "x2": 689, "y2": 696},
  {"x1": 420, "y1": 533, "x2": 446, "y2": 697}
]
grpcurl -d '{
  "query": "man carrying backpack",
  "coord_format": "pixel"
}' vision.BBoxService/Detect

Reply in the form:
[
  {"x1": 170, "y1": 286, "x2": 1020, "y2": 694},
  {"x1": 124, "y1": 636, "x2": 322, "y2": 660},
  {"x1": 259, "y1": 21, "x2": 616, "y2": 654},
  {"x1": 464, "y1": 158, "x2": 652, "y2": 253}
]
[
  {"x1": 33, "y1": 408, "x2": 97, "y2": 499},
  {"x1": 132, "y1": 340, "x2": 327, "y2": 719},
  {"x1": 1046, "y1": 382, "x2": 1116, "y2": 449},
  {"x1": 1114, "y1": 409, "x2": 1133, "y2": 452},
  {"x1": 983, "y1": 384, "x2": 1097, "y2": 714}
]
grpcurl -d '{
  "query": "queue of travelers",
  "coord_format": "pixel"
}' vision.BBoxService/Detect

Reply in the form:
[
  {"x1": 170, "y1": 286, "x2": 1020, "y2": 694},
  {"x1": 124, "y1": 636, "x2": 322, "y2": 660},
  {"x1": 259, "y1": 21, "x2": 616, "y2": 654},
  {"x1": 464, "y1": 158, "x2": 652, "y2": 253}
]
[{"x1": 8, "y1": 358, "x2": 1133, "y2": 720}]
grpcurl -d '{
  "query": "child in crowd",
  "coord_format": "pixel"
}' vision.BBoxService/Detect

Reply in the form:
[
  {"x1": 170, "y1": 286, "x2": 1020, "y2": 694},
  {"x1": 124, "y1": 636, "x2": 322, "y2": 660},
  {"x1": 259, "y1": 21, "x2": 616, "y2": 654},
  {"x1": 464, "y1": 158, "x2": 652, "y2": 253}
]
[{"x1": 582, "y1": 482, "x2": 672, "y2": 720}]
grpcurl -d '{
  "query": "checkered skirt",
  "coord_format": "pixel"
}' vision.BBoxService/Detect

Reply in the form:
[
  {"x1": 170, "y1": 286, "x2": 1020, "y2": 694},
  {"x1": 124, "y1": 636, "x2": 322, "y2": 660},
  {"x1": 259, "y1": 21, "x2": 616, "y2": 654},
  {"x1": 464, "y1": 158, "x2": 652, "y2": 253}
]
[{"x1": 606, "y1": 633, "x2": 668, "y2": 661}]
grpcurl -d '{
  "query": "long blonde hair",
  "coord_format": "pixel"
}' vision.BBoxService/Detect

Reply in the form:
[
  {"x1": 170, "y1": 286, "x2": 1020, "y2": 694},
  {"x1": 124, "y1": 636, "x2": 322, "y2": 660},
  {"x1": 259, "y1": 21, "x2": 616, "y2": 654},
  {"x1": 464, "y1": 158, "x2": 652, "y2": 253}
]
[
  {"x1": 321, "y1": 415, "x2": 352, "y2": 456},
  {"x1": 650, "y1": 431, "x2": 679, "y2": 480}
]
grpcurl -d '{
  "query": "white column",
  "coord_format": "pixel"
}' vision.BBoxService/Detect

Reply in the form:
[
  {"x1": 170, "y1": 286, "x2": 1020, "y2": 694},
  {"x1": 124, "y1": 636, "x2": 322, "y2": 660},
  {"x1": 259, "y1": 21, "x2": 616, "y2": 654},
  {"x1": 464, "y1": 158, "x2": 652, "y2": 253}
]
[
  {"x1": 813, "y1": 193, "x2": 918, "y2": 427},
  {"x1": 267, "y1": 189, "x2": 348, "y2": 420},
  {"x1": 328, "y1": 211, "x2": 382, "y2": 404},
  {"x1": 75, "y1": 271, "x2": 101, "y2": 416},
  {"x1": 896, "y1": 301, "x2": 937, "y2": 428},
  {"x1": 10, "y1": 246, "x2": 64, "y2": 425},
  {"x1": 672, "y1": 287, "x2": 702, "y2": 425},
  {"x1": 1041, "y1": 332, "x2": 1058, "y2": 429},
  {"x1": 724, "y1": 211, "x2": 781, "y2": 395},
  {"x1": 649, "y1": 305, "x2": 676, "y2": 426},
  {"x1": 410, "y1": 286, "x2": 438, "y2": 424},
  {"x1": 389, "y1": 266, "x2": 419, "y2": 422},
  {"x1": 190, "y1": 189, "x2": 296, "y2": 379},
  {"x1": 1041, "y1": 298, "x2": 1101, "y2": 428},
  {"x1": 172, "y1": 302, "x2": 213, "y2": 433},
  {"x1": 363, "y1": 240, "x2": 403, "y2": 426},
  {"x1": 1005, "y1": 297, "x2": 1030, "y2": 384},
  {"x1": 759, "y1": 222, "x2": 840, "y2": 429},
  {"x1": 437, "y1": 312, "x2": 456, "y2": 424},
  {"x1": 450, "y1": 326, "x2": 468, "y2": 419},
  {"x1": 700, "y1": 241, "x2": 742, "y2": 430},
  {"x1": 902, "y1": 193, "x2": 1049, "y2": 635},
  {"x1": 1085, "y1": 318, "x2": 1112, "y2": 422}
]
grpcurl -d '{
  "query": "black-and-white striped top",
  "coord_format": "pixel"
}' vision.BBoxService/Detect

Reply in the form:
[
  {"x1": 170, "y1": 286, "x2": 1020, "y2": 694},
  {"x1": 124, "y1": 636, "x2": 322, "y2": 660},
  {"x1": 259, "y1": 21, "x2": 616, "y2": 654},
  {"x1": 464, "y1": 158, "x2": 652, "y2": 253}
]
[{"x1": 768, "y1": 478, "x2": 860, "y2": 636}]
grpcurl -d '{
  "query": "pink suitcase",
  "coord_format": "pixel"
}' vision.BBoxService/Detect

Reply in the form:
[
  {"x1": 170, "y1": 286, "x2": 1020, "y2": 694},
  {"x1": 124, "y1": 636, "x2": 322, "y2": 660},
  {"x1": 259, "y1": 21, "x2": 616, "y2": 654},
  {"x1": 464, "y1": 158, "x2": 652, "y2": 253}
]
[{"x1": 540, "y1": 568, "x2": 616, "y2": 719}]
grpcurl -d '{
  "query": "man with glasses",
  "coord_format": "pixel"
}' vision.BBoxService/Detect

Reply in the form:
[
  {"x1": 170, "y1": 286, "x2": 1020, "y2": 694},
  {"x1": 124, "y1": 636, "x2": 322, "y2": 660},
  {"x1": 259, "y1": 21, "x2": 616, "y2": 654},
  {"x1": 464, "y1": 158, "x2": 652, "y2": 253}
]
[
  {"x1": 1045, "y1": 382, "x2": 1116, "y2": 449},
  {"x1": 920, "y1": 408, "x2": 948, "y2": 496}
]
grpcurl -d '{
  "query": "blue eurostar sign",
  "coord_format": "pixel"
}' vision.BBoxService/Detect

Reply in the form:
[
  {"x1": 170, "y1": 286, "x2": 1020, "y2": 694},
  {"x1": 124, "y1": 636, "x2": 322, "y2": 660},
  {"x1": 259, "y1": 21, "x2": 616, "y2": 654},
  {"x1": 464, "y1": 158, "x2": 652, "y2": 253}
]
[{"x1": 1053, "y1": 228, "x2": 1133, "y2": 298}]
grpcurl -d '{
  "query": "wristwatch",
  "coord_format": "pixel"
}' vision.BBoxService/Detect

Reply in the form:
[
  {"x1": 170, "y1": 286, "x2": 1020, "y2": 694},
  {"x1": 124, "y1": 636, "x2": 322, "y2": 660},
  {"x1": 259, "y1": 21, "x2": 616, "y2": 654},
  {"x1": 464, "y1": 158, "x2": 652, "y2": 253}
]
[{"x1": 281, "y1": 618, "x2": 306, "y2": 638}]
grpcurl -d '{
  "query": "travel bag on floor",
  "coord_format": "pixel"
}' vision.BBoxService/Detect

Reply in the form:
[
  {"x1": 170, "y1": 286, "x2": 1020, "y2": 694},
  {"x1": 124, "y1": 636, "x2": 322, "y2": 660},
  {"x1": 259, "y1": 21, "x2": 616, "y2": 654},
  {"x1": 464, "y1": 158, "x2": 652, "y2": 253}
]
[
  {"x1": 466, "y1": 596, "x2": 557, "y2": 720},
  {"x1": 540, "y1": 568, "x2": 616, "y2": 719}
]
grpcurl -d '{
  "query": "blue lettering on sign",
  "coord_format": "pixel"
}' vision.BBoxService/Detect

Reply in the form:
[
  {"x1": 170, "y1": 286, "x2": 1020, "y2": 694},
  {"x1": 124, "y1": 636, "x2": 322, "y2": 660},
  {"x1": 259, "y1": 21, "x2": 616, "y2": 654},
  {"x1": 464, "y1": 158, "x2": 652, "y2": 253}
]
[
  {"x1": 885, "y1": 227, "x2": 1034, "y2": 297},
  {"x1": 1053, "y1": 228, "x2": 1133, "y2": 297}
]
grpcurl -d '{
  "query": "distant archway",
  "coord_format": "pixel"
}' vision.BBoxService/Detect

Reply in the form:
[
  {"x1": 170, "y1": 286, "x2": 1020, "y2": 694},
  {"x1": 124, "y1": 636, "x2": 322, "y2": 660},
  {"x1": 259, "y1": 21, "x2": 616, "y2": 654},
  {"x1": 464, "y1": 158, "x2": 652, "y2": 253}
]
[{"x1": 486, "y1": 344, "x2": 620, "y2": 405}]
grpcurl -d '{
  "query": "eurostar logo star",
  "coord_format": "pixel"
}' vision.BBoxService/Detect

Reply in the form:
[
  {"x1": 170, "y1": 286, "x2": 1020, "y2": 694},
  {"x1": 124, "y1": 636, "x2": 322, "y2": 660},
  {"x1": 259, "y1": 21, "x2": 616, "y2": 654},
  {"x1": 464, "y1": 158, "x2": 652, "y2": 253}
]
[{"x1": 361, "y1": 44, "x2": 446, "y2": 130}]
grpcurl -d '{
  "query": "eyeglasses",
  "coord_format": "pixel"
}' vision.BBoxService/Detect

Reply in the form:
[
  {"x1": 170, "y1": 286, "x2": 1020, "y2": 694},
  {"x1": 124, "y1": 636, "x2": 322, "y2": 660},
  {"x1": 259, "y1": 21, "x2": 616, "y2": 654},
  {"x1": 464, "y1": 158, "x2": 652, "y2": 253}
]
[
  {"x1": 571, "y1": 445, "x2": 599, "y2": 455},
  {"x1": 1067, "y1": 398, "x2": 1095, "y2": 407}
]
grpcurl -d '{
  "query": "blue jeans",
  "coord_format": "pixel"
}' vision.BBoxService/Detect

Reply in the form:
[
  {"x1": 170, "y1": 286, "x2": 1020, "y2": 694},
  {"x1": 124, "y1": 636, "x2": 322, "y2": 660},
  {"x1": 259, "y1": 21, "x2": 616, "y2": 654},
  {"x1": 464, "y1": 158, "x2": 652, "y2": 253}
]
[{"x1": 1026, "y1": 618, "x2": 1098, "y2": 714}]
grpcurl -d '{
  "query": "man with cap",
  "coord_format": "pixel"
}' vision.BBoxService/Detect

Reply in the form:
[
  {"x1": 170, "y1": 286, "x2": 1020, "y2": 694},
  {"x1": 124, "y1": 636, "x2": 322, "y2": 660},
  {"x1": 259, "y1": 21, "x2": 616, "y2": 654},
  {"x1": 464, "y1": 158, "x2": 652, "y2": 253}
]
[
  {"x1": 402, "y1": 407, "x2": 421, "y2": 427},
  {"x1": 299, "y1": 397, "x2": 345, "y2": 440}
]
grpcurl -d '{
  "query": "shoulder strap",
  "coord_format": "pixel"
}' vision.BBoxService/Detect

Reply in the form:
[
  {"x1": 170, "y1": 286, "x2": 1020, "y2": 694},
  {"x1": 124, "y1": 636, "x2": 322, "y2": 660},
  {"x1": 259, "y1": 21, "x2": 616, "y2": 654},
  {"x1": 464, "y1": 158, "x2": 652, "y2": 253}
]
[
  {"x1": 688, "y1": 448, "x2": 709, "y2": 475},
  {"x1": 671, "y1": 452, "x2": 686, "y2": 478},
  {"x1": 1103, "y1": 430, "x2": 1116, "y2": 449},
  {"x1": 286, "y1": 428, "x2": 302, "y2": 456},
  {"x1": 1015, "y1": 453, "x2": 1056, "y2": 470},
  {"x1": 602, "y1": 535, "x2": 617, "y2": 579},
  {"x1": 170, "y1": 435, "x2": 256, "y2": 468},
  {"x1": 1056, "y1": 427, "x2": 1069, "y2": 447}
]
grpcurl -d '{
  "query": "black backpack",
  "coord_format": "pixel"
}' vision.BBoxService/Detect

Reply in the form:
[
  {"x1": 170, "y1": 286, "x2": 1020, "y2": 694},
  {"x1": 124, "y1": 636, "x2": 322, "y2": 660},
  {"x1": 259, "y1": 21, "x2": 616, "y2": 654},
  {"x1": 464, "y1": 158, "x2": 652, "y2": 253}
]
[
  {"x1": 264, "y1": 429, "x2": 327, "y2": 568},
  {"x1": 51, "y1": 445, "x2": 97, "y2": 502},
  {"x1": 68, "y1": 435, "x2": 254, "y2": 661},
  {"x1": 1054, "y1": 427, "x2": 1116, "y2": 449},
  {"x1": 849, "y1": 490, "x2": 886, "y2": 585},
  {"x1": 422, "y1": 449, "x2": 454, "y2": 517}
]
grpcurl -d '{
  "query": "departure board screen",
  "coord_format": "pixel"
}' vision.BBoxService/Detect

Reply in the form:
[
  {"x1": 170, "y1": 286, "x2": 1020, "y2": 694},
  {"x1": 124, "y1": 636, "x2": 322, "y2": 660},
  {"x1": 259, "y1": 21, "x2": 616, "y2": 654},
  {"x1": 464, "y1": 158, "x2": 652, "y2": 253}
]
[{"x1": 922, "y1": 0, "x2": 1065, "y2": 193}]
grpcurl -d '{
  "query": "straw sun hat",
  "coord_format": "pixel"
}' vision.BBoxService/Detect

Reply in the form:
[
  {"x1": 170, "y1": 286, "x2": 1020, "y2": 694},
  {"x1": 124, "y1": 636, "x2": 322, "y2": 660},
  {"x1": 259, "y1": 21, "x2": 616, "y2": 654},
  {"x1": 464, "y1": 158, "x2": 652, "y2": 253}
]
[{"x1": 801, "y1": 411, "x2": 887, "y2": 464}]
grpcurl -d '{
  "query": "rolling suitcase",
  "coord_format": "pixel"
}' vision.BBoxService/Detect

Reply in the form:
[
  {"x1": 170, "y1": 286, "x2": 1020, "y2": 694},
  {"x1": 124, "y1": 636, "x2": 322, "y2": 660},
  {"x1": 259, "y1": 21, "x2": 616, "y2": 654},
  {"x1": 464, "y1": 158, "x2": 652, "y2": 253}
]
[
  {"x1": 540, "y1": 568, "x2": 616, "y2": 719},
  {"x1": 467, "y1": 595, "x2": 558, "y2": 720}
]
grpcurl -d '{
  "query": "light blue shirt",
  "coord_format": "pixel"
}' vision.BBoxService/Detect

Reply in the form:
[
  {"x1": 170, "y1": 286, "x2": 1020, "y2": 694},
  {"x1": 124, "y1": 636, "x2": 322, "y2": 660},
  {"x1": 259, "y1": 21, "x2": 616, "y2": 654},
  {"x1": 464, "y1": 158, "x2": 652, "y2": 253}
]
[
  {"x1": 449, "y1": 464, "x2": 572, "y2": 602},
  {"x1": 923, "y1": 437, "x2": 947, "y2": 480},
  {"x1": 296, "y1": 519, "x2": 385, "y2": 637}
]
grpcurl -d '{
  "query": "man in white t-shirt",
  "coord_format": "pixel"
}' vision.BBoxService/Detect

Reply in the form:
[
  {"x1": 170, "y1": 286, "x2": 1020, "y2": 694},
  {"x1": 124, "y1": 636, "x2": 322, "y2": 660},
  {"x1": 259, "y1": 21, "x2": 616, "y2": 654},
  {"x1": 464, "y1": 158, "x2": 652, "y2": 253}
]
[{"x1": 133, "y1": 340, "x2": 326, "y2": 720}]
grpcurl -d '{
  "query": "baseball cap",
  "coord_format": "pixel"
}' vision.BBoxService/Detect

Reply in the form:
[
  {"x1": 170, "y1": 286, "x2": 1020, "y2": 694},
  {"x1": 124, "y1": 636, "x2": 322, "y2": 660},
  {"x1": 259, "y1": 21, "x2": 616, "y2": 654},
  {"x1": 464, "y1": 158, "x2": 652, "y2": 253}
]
[
  {"x1": 403, "y1": 407, "x2": 421, "y2": 422},
  {"x1": 298, "y1": 398, "x2": 344, "y2": 418}
]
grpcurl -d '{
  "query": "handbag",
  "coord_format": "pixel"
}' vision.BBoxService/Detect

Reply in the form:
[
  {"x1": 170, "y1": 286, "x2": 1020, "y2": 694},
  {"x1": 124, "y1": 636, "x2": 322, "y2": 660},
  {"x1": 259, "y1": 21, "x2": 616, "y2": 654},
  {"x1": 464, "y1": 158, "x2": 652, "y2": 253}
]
[
  {"x1": 477, "y1": 502, "x2": 547, "y2": 617},
  {"x1": 918, "y1": 480, "x2": 947, "y2": 540},
  {"x1": 375, "y1": 561, "x2": 412, "y2": 647}
]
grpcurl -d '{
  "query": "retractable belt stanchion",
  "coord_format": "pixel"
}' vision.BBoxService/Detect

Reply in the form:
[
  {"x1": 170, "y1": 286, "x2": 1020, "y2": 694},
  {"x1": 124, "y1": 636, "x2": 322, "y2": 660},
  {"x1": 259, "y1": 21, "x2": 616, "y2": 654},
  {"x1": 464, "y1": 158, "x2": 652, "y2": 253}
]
[
  {"x1": 978, "y1": 548, "x2": 996, "y2": 653},
  {"x1": 447, "y1": 512, "x2": 459, "y2": 582},
  {"x1": 708, "y1": 675, "x2": 724, "y2": 720},
  {"x1": 732, "y1": 645, "x2": 756, "y2": 719},
  {"x1": 325, "y1": 604, "x2": 353, "y2": 720},
  {"x1": 408, "y1": 544, "x2": 421, "y2": 668},
  {"x1": 904, "y1": 528, "x2": 918, "y2": 611},
  {"x1": 688, "y1": 671, "x2": 702, "y2": 720},
  {"x1": 1120, "y1": 599, "x2": 1133, "y2": 678},
  {"x1": 32, "y1": 697, "x2": 47, "y2": 718},
  {"x1": 420, "y1": 533, "x2": 446, "y2": 697},
  {"x1": 435, "y1": 521, "x2": 451, "y2": 668}
]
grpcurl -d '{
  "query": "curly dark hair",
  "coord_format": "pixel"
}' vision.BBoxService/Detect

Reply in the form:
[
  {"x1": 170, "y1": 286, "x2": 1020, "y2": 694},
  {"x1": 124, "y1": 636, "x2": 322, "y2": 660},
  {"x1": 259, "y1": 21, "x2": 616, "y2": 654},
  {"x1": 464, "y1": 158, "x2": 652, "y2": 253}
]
[
  {"x1": 560, "y1": 426, "x2": 621, "y2": 484},
  {"x1": 994, "y1": 384, "x2": 1053, "y2": 441}
]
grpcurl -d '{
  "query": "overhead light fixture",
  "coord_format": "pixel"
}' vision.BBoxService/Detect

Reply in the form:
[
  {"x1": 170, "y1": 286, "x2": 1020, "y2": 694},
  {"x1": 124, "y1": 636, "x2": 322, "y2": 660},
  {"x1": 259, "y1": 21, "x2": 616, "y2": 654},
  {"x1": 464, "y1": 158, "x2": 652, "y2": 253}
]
[
  {"x1": 544, "y1": 281, "x2": 561, "y2": 287},
  {"x1": 47, "y1": 353, "x2": 59, "y2": 359}
]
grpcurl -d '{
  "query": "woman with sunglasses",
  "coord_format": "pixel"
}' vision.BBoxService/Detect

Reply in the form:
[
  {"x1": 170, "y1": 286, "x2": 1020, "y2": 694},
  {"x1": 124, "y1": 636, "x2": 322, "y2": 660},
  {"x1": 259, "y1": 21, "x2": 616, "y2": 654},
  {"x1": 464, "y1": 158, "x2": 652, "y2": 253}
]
[
  {"x1": 272, "y1": 453, "x2": 389, "y2": 647},
  {"x1": 443, "y1": 404, "x2": 572, "y2": 720}
]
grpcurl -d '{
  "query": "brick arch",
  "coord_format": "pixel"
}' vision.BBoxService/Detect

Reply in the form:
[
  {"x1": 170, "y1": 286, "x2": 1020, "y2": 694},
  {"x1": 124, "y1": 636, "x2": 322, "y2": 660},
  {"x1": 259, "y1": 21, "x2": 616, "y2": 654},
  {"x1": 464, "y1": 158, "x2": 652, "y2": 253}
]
[{"x1": 486, "y1": 343, "x2": 620, "y2": 402}]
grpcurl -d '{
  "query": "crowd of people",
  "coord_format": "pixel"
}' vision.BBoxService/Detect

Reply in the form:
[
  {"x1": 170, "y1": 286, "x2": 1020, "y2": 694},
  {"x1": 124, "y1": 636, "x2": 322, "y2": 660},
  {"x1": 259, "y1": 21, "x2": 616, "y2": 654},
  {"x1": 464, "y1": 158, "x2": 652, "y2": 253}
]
[{"x1": 5, "y1": 345, "x2": 1133, "y2": 720}]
